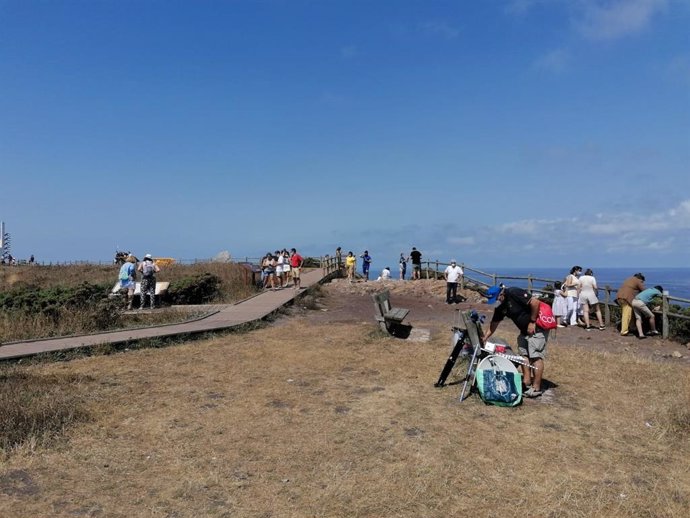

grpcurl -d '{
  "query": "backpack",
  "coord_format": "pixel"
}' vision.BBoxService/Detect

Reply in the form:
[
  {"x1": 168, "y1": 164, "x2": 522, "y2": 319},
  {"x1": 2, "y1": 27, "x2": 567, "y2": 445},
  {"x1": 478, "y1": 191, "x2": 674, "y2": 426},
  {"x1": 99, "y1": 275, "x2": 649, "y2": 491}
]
[
  {"x1": 536, "y1": 301, "x2": 558, "y2": 330},
  {"x1": 142, "y1": 261, "x2": 156, "y2": 278},
  {"x1": 118, "y1": 263, "x2": 132, "y2": 281}
]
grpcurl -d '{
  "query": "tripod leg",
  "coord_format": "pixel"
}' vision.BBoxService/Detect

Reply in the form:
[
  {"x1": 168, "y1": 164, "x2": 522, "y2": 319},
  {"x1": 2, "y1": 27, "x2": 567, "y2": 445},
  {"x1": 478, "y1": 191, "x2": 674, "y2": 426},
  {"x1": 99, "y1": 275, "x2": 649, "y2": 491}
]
[
  {"x1": 459, "y1": 342, "x2": 481, "y2": 401},
  {"x1": 435, "y1": 330, "x2": 466, "y2": 387}
]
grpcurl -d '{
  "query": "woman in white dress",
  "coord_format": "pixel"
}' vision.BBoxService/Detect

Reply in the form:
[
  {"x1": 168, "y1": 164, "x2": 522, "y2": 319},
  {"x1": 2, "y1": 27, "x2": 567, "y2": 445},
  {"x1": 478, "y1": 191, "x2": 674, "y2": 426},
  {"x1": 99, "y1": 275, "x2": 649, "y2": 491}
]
[
  {"x1": 564, "y1": 265, "x2": 582, "y2": 326},
  {"x1": 578, "y1": 268, "x2": 605, "y2": 330}
]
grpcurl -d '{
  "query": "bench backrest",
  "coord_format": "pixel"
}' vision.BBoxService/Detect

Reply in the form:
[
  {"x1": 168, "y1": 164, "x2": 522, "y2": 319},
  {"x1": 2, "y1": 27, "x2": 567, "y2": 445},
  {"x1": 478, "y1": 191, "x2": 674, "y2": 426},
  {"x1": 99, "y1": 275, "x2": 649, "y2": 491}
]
[{"x1": 372, "y1": 290, "x2": 392, "y2": 316}]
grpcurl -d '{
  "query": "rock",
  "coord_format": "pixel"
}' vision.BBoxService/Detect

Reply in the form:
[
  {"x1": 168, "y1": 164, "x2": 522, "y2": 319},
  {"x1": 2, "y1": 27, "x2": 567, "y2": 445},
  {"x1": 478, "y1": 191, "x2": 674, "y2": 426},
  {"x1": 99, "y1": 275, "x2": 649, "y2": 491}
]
[{"x1": 672, "y1": 351, "x2": 683, "y2": 358}]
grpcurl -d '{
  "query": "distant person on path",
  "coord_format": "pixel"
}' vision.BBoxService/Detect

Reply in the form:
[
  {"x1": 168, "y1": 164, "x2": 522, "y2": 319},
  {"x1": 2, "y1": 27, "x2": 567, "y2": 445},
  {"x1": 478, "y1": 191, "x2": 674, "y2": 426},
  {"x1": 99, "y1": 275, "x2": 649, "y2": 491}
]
[
  {"x1": 290, "y1": 248, "x2": 304, "y2": 289},
  {"x1": 335, "y1": 247, "x2": 342, "y2": 270},
  {"x1": 118, "y1": 254, "x2": 137, "y2": 310},
  {"x1": 443, "y1": 259, "x2": 464, "y2": 304},
  {"x1": 632, "y1": 285, "x2": 663, "y2": 338},
  {"x1": 483, "y1": 285, "x2": 549, "y2": 398},
  {"x1": 552, "y1": 281, "x2": 568, "y2": 327},
  {"x1": 399, "y1": 252, "x2": 407, "y2": 280},
  {"x1": 262, "y1": 253, "x2": 277, "y2": 291},
  {"x1": 563, "y1": 266, "x2": 582, "y2": 326},
  {"x1": 578, "y1": 268, "x2": 605, "y2": 330},
  {"x1": 345, "y1": 251, "x2": 356, "y2": 283},
  {"x1": 360, "y1": 250, "x2": 372, "y2": 281},
  {"x1": 29, "y1": 254, "x2": 35, "y2": 265},
  {"x1": 281, "y1": 250, "x2": 291, "y2": 288},
  {"x1": 616, "y1": 273, "x2": 646, "y2": 336},
  {"x1": 410, "y1": 247, "x2": 422, "y2": 280},
  {"x1": 275, "y1": 250, "x2": 285, "y2": 289},
  {"x1": 137, "y1": 254, "x2": 160, "y2": 309}
]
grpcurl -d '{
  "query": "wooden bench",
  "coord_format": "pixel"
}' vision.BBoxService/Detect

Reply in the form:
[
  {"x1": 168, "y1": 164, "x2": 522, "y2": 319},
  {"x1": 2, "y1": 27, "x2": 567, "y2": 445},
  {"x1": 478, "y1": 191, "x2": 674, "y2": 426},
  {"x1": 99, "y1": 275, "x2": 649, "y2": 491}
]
[{"x1": 372, "y1": 290, "x2": 410, "y2": 333}]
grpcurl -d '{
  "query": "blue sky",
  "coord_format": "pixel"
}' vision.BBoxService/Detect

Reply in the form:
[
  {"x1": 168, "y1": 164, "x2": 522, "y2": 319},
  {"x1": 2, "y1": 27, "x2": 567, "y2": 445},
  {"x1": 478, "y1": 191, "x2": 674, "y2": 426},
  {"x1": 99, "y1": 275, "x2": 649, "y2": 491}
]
[{"x1": 1, "y1": 0, "x2": 689, "y2": 268}]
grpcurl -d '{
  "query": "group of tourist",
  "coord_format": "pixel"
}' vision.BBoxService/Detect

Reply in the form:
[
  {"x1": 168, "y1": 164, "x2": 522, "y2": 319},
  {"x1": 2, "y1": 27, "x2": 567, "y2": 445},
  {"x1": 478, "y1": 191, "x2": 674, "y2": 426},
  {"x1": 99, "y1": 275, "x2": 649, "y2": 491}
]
[
  {"x1": 550, "y1": 266, "x2": 663, "y2": 339},
  {"x1": 480, "y1": 267, "x2": 665, "y2": 399},
  {"x1": 260, "y1": 248, "x2": 304, "y2": 291},
  {"x1": 551, "y1": 266, "x2": 606, "y2": 331},
  {"x1": 117, "y1": 253, "x2": 160, "y2": 310},
  {"x1": 335, "y1": 246, "x2": 426, "y2": 283}
]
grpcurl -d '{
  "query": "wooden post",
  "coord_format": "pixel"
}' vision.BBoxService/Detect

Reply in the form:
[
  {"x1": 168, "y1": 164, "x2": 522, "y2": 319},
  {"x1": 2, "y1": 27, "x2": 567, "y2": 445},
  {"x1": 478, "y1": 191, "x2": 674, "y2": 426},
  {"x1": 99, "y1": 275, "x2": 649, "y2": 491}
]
[
  {"x1": 527, "y1": 275, "x2": 533, "y2": 292},
  {"x1": 460, "y1": 263, "x2": 465, "y2": 290},
  {"x1": 662, "y1": 291, "x2": 669, "y2": 339},
  {"x1": 604, "y1": 286, "x2": 611, "y2": 327},
  {"x1": 491, "y1": 274, "x2": 497, "y2": 287}
]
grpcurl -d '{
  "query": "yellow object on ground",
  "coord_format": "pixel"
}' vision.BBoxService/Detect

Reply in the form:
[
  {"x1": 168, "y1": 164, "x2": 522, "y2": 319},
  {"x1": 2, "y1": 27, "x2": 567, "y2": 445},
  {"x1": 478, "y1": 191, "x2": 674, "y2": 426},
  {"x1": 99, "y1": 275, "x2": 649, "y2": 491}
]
[{"x1": 154, "y1": 258, "x2": 176, "y2": 267}]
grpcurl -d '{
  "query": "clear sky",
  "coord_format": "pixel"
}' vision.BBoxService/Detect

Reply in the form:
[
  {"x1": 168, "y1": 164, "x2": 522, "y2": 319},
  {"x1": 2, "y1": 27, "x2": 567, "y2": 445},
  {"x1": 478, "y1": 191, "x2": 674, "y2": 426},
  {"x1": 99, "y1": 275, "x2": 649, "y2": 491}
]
[{"x1": 1, "y1": 0, "x2": 689, "y2": 268}]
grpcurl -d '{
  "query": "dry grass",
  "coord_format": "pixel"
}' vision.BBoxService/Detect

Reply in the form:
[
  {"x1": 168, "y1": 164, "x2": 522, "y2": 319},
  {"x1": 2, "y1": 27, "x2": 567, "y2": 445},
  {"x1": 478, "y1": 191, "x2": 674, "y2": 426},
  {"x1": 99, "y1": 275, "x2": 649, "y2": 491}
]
[{"x1": 0, "y1": 311, "x2": 688, "y2": 517}]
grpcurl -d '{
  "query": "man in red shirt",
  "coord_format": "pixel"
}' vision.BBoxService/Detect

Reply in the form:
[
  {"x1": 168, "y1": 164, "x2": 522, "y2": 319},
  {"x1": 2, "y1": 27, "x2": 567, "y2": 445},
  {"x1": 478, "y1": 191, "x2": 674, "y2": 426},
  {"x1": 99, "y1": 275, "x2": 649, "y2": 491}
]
[{"x1": 290, "y1": 248, "x2": 304, "y2": 290}]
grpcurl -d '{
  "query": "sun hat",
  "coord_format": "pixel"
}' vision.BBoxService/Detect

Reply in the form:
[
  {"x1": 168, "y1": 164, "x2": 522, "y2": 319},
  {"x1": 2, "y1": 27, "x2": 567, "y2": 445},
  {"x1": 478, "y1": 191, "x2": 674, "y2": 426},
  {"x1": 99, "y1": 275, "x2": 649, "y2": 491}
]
[
  {"x1": 486, "y1": 285, "x2": 503, "y2": 304},
  {"x1": 144, "y1": 253, "x2": 153, "y2": 260}
]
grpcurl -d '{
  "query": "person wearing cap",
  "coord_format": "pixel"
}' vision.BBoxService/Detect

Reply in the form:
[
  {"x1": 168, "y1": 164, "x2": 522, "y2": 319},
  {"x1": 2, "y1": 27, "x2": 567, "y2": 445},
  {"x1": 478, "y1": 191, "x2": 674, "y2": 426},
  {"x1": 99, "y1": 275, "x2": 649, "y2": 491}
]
[
  {"x1": 443, "y1": 259, "x2": 464, "y2": 304},
  {"x1": 137, "y1": 254, "x2": 161, "y2": 309},
  {"x1": 615, "y1": 273, "x2": 646, "y2": 336},
  {"x1": 483, "y1": 285, "x2": 549, "y2": 398},
  {"x1": 359, "y1": 250, "x2": 372, "y2": 281}
]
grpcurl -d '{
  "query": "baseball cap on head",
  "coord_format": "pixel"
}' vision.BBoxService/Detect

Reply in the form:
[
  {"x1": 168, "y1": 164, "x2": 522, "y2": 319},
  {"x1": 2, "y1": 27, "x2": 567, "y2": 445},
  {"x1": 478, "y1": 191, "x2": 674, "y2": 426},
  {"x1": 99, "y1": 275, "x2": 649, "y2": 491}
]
[
  {"x1": 486, "y1": 285, "x2": 503, "y2": 304},
  {"x1": 144, "y1": 253, "x2": 153, "y2": 260}
]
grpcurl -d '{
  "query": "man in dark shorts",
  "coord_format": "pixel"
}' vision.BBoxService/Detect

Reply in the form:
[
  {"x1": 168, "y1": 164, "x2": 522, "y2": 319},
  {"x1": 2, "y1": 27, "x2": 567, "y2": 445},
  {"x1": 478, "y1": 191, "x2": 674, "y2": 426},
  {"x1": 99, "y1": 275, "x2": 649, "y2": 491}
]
[
  {"x1": 409, "y1": 247, "x2": 422, "y2": 280},
  {"x1": 482, "y1": 285, "x2": 549, "y2": 398}
]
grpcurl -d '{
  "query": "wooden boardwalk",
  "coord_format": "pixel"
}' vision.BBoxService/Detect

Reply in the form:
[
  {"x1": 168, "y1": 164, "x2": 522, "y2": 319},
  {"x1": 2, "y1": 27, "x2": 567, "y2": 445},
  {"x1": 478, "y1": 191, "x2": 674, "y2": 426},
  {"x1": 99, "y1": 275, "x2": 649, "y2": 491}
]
[{"x1": 0, "y1": 268, "x2": 328, "y2": 361}]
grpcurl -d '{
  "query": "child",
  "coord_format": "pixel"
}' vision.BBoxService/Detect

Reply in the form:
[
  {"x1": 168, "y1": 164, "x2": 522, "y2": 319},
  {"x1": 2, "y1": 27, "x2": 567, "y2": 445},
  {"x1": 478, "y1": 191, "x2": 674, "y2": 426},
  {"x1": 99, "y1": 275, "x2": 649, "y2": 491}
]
[{"x1": 552, "y1": 281, "x2": 568, "y2": 327}]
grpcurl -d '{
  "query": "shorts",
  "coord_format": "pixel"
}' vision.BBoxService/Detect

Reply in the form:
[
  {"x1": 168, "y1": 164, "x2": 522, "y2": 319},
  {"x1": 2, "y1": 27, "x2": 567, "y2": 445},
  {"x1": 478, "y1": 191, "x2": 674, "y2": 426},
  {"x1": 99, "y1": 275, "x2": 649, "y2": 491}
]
[
  {"x1": 632, "y1": 298, "x2": 653, "y2": 320},
  {"x1": 283, "y1": 265, "x2": 291, "y2": 272},
  {"x1": 120, "y1": 279, "x2": 135, "y2": 291},
  {"x1": 276, "y1": 266, "x2": 283, "y2": 274},
  {"x1": 517, "y1": 330, "x2": 548, "y2": 360},
  {"x1": 291, "y1": 267, "x2": 301, "y2": 278},
  {"x1": 578, "y1": 293, "x2": 599, "y2": 305},
  {"x1": 413, "y1": 264, "x2": 421, "y2": 271}
]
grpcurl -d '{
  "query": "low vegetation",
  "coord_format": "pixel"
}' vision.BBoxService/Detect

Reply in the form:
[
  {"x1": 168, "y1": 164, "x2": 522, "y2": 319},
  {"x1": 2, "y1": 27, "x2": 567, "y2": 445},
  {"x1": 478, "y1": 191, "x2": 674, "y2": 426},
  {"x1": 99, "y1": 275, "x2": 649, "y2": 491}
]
[{"x1": 0, "y1": 262, "x2": 256, "y2": 342}]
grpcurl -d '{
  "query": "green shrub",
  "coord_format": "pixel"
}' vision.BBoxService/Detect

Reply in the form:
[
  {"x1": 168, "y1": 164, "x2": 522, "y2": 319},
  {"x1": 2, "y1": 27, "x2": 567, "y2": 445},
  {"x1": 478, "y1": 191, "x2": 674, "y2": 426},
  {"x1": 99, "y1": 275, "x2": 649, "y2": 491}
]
[{"x1": 168, "y1": 273, "x2": 221, "y2": 305}]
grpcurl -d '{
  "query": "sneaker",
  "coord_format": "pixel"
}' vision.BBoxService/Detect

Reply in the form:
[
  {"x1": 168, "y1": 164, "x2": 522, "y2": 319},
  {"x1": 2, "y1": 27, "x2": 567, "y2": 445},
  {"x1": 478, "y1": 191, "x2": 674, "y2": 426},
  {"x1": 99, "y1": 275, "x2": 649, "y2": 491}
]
[
  {"x1": 557, "y1": 324, "x2": 566, "y2": 328},
  {"x1": 647, "y1": 330, "x2": 660, "y2": 336},
  {"x1": 524, "y1": 387, "x2": 543, "y2": 398},
  {"x1": 598, "y1": 326, "x2": 606, "y2": 330},
  {"x1": 585, "y1": 326, "x2": 594, "y2": 331},
  {"x1": 637, "y1": 335, "x2": 647, "y2": 340}
]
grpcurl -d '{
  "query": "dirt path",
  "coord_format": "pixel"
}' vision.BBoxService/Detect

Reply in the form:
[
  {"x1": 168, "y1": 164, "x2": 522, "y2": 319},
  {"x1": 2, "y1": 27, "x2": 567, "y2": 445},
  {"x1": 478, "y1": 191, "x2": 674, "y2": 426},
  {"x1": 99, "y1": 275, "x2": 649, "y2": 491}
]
[{"x1": 306, "y1": 278, "x2": 690, "y2": 366}]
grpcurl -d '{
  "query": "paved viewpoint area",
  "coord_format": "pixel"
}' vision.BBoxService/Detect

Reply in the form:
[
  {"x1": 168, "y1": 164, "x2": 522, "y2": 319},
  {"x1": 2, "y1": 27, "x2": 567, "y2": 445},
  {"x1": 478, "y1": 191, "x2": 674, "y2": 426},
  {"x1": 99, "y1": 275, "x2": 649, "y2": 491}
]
[{"x1": 0, "y1": 268, "x2": 327, "y2": 361}]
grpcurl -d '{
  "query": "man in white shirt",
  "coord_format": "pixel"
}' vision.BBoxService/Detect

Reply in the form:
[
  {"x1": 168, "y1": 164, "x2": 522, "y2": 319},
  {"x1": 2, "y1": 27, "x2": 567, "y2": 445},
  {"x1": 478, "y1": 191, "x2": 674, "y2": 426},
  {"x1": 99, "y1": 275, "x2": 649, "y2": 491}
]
[{"x1": 444, "y1": 259, "x2": 464, "y2": 304}]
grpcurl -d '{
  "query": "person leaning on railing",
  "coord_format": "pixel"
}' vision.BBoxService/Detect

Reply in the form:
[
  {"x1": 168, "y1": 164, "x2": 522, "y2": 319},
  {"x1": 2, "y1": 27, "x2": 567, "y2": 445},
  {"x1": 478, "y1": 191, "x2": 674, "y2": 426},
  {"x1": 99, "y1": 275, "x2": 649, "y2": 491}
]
[
  {"x1": 632, "y1": 285, "x2": 663, "y2": 339},
  {"x1": 615, "y1": 273, "x2": 646, "y2": 337}
]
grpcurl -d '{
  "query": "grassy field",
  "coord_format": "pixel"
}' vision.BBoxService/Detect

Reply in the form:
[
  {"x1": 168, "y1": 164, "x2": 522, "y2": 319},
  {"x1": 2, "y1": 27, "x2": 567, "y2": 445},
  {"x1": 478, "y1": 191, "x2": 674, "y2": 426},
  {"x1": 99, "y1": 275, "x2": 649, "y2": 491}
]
[{"x1": 1, "y1": 308, "x2": 688, "y2": 517}]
